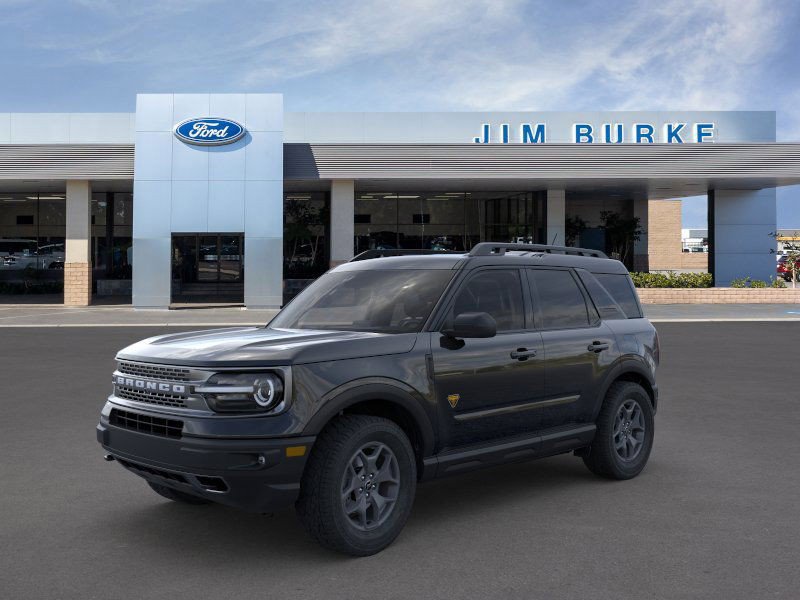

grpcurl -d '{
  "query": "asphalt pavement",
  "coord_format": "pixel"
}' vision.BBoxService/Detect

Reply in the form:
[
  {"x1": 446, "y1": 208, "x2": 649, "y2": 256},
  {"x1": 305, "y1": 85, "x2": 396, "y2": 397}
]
[{"x1": 1, "y1": 323, "x2": 799, "y2": 600}]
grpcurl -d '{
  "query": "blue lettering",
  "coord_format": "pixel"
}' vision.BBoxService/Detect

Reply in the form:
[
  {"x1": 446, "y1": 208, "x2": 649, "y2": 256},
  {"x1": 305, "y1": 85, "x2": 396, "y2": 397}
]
[
  {"x1": 695, "y1": 123, "x2": 714, "y2": 143},
  {"x1": 603, "y1": 123, "x2": 624, "y2": 144},
  {"x1": 501, "y1": 123, "x2": 510, "y2": 144},
  {"x1": 665, "y1": 123, "x2": 685, "y2": 143},
  {"x1": 574, "y1": 123, "x2": 593, "y2": 143},
  {"x1": 521, "y1": 123, "x2": 546, "y2": 144},
  {"x1": 473, "y1": 123, "x2": 490, "y2": 144},
  {"x1": 635, "y1": 124, "x2": 654, "y2": 143}
]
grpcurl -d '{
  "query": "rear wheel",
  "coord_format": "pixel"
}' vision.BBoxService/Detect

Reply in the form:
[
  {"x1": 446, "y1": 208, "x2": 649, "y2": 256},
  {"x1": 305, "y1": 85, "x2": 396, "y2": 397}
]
[
  {"x1": 147, "y1": 481, "x2": 211, "y2": 505},
  {"x1": 296, "y1": 414, "x2": 417, "y2": 556},
  {"x1": 582, "y1": 381, "x2": 654, "y2": 480}
]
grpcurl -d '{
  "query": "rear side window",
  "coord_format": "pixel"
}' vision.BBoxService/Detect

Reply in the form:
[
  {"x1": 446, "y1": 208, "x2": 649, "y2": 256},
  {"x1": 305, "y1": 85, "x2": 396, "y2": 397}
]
[
  {"x1": 594, "y1": 273, "x2": 642, "y2": 318},
  {"x1": 576, "y1": 270, "x2": 627, "y2": 320},
  {"x1": 528, "y1": 269, "x2": 590, "y2": 329}
]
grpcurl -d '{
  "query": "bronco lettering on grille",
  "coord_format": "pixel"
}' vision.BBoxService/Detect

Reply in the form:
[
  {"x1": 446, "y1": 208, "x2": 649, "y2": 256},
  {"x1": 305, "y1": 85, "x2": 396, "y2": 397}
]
[{"x1": 115, "y1": 375, "x2": 186, "y2": 394}]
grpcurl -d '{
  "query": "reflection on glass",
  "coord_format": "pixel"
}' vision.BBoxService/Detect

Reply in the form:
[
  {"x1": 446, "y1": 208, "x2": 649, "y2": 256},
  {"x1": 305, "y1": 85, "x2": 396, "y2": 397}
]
[
  {"x1": 91, "y1": 192, "x2": 132, "y2": 279},
  {"x1": 0, "y1": 193, "x2": 66, "y2": 287},
  {"x1": 271, "y1": 269, "x2": 455, "y2": 333},
  {"x1": 353, "y1": 191, "x2": 546, "y2": 255},
  {"x1": 284, "y1": 192, "x2": 330, "y2": 278}
]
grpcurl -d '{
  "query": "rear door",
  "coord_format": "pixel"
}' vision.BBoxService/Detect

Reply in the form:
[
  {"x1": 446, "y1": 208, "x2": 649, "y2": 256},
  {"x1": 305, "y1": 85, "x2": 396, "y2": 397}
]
[
  {"x1": 430, "y1": 267, "x2": 545, "y2": 447},
  {"x1": 526, "y1": 268, "x2": 619, "y2": 427}
]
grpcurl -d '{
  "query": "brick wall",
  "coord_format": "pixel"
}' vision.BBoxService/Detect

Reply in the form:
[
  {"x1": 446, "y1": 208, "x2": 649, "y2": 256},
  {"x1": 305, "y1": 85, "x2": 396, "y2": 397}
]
[
  {"x1": 647, "y1": 200, "x2": 684, "y2": 271},
  {"x1": 638, "y1": 288, "x2": 800, "y2": 304},
  {"x1": 64, "y1": 262, "x2": 92, "y2": 306},
  {"x1": 681, "y1": 252, "x2": 708, "y2": 270}
]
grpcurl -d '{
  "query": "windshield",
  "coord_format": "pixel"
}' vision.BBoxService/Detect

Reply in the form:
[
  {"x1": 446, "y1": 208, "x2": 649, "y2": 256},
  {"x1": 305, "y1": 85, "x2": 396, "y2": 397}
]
[{"x1": 270, "y1": 269, "x2": 455, "y2": 333}]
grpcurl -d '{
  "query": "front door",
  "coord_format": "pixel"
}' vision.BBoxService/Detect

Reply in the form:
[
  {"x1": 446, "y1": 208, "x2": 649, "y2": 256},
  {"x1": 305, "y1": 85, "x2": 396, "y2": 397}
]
[
  {"x1": 430, "y1": 268, "x2": 545, "y2": 448},
  {"x1": 172, "y1": 234, "x2": 244, "y2": 303}
]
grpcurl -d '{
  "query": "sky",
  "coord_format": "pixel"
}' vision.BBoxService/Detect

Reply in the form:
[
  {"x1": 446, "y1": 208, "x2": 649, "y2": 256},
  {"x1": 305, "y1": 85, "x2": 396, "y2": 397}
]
[{"x1": 1, "y1": 0, "x2": 799, "y2": 228}]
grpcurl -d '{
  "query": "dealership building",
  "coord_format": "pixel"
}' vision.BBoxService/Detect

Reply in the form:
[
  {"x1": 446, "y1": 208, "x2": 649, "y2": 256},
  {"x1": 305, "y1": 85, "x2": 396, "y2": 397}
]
[{"x1": 0, "y1": 93, "x2": 799, "y2": 308}]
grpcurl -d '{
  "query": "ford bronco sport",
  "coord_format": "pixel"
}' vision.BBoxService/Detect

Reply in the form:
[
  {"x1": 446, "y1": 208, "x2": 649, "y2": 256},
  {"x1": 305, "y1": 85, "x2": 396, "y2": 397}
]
[{"x1": 97, "y1": 243, "x2": 659, "y2": 556}]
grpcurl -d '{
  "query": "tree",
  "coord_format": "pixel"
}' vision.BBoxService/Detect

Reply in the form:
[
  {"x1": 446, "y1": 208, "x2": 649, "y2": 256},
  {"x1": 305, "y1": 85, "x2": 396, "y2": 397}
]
[
  {"x1": 600, "y1": 211, "x2": 644, "y2": 270},
  {"x1": 565, "y1": 215, "x2": 587, "y2": 247},
  {"x1": 771, "y1": 230, "x2": 800, "y2": 288}
]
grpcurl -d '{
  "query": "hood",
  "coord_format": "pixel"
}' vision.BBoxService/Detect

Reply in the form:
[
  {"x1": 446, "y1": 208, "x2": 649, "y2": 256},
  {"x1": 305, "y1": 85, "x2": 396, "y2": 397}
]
[{"x1": 115, "y1": 326, "x2": 419, "y2": 367}]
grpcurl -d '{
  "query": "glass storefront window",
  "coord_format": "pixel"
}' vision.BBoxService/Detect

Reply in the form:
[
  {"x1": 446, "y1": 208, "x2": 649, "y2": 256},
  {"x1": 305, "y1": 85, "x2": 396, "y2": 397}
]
[
  {"x1": 91, "y1": 192, "x2": 133, "y2": 281},
  {"x1": 354, "y1": 191, "x2": 546, "y2": 255},
  {"x1": 284, "y1": 192, "x2": 330, "y2": 279},
  {"x1": 0, "y1": 193, "x2": 66, "y2": 292},
  {"x1": 484, "y1": 191, "x2": 547, "y2": 244}
]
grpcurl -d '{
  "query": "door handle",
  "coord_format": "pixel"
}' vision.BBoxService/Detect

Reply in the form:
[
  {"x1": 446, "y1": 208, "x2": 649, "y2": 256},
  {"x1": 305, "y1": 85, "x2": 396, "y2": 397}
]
[
  {"x1": 588, "y1": 341, "x2": 610, "y2": 352},
  {"x1": 510, "y1": 348, "x2": 537, "y2": 360}
]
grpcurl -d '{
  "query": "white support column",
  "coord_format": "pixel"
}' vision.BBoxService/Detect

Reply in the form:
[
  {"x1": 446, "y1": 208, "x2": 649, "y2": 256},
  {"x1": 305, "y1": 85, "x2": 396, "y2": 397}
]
[
  {"x1": 710, "y1": 188, "x2": 776, "y2": 286},
  {"x1": 330, "y1": 180, "x2": 355, "y2": 267},
  {"x1": 546, "y1": 189, "x2": 566, "y2": 246},
  {"x1": 65, "y1": 180, "x2": 92, "y2": 306}
]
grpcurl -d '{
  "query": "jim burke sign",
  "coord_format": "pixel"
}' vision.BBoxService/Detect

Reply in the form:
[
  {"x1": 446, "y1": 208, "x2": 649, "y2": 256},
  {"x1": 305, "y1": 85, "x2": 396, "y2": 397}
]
[{"x1": 473, "y1": 121, "x2": 715, "y2": 144}]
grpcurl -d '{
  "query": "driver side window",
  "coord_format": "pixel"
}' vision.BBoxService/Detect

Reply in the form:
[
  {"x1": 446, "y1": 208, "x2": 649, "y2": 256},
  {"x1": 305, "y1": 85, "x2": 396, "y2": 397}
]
[{"x1": 446, "y1": 269, "x2": 525, "y2": 332}]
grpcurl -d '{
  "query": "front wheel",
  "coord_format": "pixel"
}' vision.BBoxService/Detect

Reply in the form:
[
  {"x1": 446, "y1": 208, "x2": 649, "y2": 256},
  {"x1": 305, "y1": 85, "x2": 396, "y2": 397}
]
[
  {"x1": 582, "y1": 381, "x2": 655, "y2": 480},
  {"x1": 296, "y1": 415, "x2": 417, "y2": 556}
]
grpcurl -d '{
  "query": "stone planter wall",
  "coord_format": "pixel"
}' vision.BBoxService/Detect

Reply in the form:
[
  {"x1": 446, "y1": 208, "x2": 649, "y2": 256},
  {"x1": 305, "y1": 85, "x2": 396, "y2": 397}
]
[{"x1": 637, "y1": 288, "x2": 800, "y2": 304}]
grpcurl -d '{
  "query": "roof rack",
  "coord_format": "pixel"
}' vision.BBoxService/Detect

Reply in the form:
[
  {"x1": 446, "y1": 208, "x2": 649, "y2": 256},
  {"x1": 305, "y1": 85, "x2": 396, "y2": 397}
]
[
  {"x1": 349, "y1": 249, "x2": 464, "y2": 262},
  {"x1": 468, "y1": 242, "x2": 608, "y2": 259}
]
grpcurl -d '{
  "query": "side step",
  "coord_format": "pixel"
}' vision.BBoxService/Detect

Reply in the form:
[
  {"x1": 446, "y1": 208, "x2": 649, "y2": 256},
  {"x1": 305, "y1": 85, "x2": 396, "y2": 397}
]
[{"x1": 422, "y1": 423, "x2": 596, "y2": 479}]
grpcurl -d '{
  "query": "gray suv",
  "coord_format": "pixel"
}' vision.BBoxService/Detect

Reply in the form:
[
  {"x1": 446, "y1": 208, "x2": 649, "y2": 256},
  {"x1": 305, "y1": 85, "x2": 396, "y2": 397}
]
[{"x1": 97, "y1": 243, "x2": 659, "y2": 555}]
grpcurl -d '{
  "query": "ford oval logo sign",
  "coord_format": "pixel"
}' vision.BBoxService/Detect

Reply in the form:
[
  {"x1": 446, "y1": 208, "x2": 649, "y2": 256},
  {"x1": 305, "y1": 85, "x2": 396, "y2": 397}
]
[{"x1": 173, "y1": 117, "x2": 245, "y2": 146}]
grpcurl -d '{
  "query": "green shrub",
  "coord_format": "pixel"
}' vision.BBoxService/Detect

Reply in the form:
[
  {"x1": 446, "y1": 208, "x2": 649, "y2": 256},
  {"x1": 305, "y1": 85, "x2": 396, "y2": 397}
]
[
  {"x1": 629, "y1": 272, "x2": 713, "y2": 288},
  {"x1": 749, "y1": 279, "x2": 767, "y2": 288},
  {"x1": 771, "y1": 276, "x2": 787, "y2": 288},
  {"x1": 730, "y1": 277, "x2": 750, "y2": 288}
]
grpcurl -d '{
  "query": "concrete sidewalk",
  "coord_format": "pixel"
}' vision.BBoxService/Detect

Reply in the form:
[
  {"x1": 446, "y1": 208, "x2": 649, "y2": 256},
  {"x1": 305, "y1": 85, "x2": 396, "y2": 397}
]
[
  {"x1": 1, "y1": 302, "x2": 800, "y2": 327},
  {"x1": 0, "y1": 304, "x2": 278, "y2": 327},
  {"x1": 643, "y1": 303, "x2": 800, "y2": 321}
]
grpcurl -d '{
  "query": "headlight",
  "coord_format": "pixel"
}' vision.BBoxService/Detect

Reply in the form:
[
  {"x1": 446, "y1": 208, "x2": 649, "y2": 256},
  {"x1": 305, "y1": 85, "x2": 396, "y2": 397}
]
[{"x1": 197, "y1": 372, "x2": 284, "y2": 413}]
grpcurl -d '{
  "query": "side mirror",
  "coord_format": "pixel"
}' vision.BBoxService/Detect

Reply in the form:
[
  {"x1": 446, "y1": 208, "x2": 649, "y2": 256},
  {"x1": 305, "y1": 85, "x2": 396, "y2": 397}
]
[{"x1": 443, "y1": 312, "x2": 497, "y2": 339}]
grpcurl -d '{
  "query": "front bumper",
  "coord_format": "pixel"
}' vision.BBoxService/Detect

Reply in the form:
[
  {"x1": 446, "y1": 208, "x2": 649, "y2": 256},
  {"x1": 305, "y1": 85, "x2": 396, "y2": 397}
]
[{"x1": 97, "y1": 412, "x2": 315, "y2": 513}]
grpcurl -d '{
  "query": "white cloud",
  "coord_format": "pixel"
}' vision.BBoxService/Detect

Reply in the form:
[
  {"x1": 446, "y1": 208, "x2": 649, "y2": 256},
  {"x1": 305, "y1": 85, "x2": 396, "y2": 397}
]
[
  {"x1": 238, "y1": 0, "x2": 523, "y2": 85},
  {"x1": 419, "y1": 0, "x2": 788, "y2": 111}
]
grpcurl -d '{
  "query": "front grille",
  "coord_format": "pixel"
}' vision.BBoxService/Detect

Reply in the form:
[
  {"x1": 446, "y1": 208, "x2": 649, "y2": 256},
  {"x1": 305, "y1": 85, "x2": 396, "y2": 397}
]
[
  {"x1": 109, "y1": 408, "x2": 183, "y2": 439},
  {"x1": 118, "y1": 361, "x2": 191, "y2": 382},
  {"x1": 116, "y1": 458, "x2": 189, "y2": 484},
  {"x1": 115, "y1": 387, "x2": 187, "y2": 408}
]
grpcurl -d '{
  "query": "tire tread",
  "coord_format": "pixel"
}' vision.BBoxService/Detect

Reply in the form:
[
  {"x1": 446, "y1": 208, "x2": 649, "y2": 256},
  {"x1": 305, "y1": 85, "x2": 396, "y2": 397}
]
[{"x1": 296, "y1": 414, "x2": 415, "y2": 555}]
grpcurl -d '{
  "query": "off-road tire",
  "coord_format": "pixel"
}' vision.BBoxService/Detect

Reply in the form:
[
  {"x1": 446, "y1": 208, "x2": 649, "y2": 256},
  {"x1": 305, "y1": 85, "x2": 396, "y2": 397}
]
[
  {"x1": 296, "y1": 414, "x2": 417, "y2": 556},
  {"x1": 582, "y1": 381, "x2": 654, "y2": 480},
  {"x1": 147, "y1": 481, "x2": 211, "y2": 505}
]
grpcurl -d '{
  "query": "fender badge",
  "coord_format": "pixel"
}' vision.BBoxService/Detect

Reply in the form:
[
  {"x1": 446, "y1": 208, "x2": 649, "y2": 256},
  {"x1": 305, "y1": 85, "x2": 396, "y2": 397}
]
[{"x1": 447, "y1": 394, "x2": 460, "y2": 408}]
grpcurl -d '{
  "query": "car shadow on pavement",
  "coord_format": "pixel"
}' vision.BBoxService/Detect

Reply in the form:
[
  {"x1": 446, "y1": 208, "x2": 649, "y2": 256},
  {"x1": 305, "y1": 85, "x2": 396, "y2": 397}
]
[{"x1": 94, "y1": 454, "x2": 606, "y2": 562}]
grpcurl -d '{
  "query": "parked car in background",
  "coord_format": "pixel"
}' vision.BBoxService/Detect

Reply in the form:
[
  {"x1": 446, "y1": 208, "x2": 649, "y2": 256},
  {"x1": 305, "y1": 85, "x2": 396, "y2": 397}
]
[
  {"x1": 777, "y1": 256, "x2": 800, "y2": 281},
  {"x1": 0, "y1": 239, "x2": 64, "y2": 270}
]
